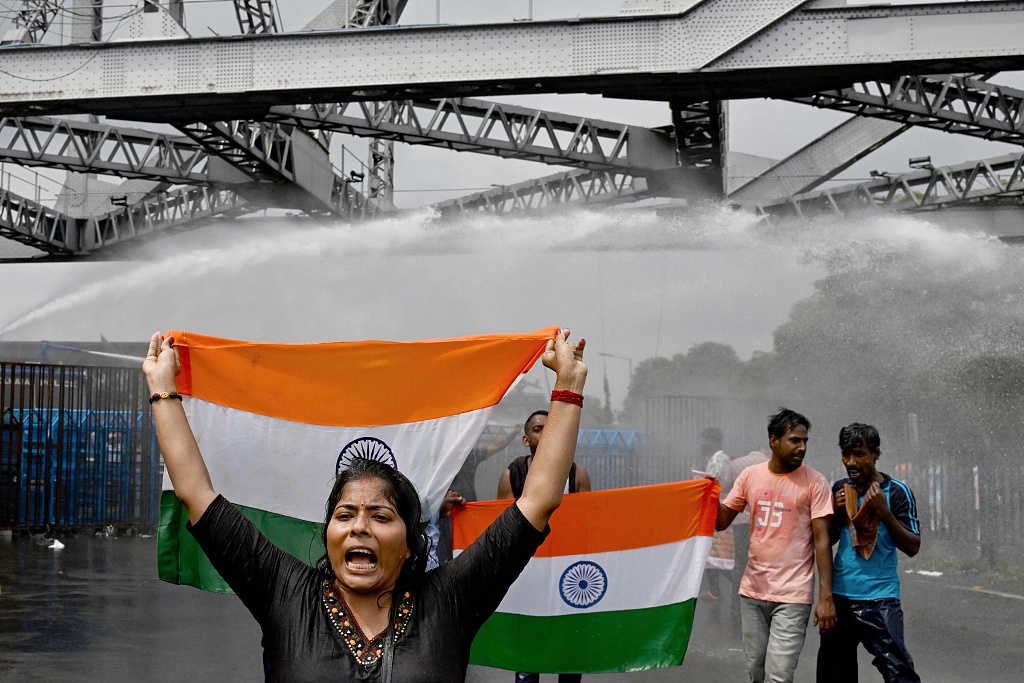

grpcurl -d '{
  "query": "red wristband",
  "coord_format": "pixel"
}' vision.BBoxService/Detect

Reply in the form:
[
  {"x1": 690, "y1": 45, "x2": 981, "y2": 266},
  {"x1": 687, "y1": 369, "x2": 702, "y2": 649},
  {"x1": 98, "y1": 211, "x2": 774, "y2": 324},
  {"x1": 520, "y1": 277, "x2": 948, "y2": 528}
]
[{"x1": 550, "y1": 389, "x2": 584, "y2": 407}]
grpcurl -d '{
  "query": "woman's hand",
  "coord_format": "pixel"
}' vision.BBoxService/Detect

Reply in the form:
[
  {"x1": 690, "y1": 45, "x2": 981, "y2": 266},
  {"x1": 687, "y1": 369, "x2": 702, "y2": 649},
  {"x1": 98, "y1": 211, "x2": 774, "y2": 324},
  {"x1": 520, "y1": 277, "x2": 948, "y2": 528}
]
[
  {"x1": 541, "y1": 328, "x2": 587, "y2": 393},
  {"x1": 516, "y1": 328, "x2": 587, "y2": 531},
  {"x1": 143, "y1": 331, "x2": 180, "y2": 393},
  {"x1": 143, "y1": 331, "x2": 216, "y2": 523}
]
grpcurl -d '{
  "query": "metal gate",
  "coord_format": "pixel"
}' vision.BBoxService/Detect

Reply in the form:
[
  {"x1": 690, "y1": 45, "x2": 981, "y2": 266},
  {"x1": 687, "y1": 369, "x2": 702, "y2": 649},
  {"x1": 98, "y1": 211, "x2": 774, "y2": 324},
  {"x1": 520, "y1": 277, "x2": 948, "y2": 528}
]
[
  {"x1": 0, "y1": 363, "x2": 159, "y2": 531},
  {"x1": 641, "y1": 395, "x2": 775, "y2": 473}
]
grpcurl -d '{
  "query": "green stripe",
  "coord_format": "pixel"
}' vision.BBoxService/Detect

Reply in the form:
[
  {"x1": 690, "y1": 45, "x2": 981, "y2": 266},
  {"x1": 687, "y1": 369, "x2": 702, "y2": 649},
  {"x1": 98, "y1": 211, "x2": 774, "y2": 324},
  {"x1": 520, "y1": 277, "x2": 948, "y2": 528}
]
[
  {"x1": 158, "y1": 491, "x2": 323, "y2": 594},
  {"x1": 470, "y1": 600, "x2": 696, "y2": 673}
]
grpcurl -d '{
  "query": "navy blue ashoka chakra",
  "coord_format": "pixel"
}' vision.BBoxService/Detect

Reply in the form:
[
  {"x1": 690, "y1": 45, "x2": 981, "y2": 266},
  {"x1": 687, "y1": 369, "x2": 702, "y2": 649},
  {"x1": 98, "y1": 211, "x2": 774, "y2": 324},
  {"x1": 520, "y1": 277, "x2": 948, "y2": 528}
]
[
  {"x1": 559, "y1": 560, "x2": 607, "y2": 609},
  {"x1": 336, "y1": 437, "x2": 397, "y2": 474}
]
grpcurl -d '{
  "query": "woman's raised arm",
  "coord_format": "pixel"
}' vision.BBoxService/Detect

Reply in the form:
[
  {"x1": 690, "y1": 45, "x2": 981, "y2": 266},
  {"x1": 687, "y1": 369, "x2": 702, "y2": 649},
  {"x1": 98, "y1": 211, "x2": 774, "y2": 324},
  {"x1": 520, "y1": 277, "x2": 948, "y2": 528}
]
[
  {"x1": 516, "y1": 328, "x2": 587, "y2": 531},
  {"x1": 143, "y1": 331, "x2": 217, "y2": 524}
]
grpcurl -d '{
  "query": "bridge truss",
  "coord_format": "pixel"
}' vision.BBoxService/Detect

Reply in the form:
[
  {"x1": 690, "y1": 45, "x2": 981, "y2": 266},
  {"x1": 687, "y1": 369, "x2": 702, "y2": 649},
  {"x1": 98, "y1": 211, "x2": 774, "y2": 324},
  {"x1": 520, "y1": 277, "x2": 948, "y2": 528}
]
[{"x1": 0, "y1": 0, "x2": 1023, "y2": 258}]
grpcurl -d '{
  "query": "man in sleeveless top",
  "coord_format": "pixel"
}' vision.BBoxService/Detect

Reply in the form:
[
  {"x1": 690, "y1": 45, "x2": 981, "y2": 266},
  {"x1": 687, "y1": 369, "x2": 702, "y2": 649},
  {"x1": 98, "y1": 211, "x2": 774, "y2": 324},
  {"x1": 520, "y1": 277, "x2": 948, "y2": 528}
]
[
  {"x1": 497, "y1": 409, "x2": 591, "y2": 683},
  {"x1": 498, "y1": 410, "x2": 591, "y2": 500}
]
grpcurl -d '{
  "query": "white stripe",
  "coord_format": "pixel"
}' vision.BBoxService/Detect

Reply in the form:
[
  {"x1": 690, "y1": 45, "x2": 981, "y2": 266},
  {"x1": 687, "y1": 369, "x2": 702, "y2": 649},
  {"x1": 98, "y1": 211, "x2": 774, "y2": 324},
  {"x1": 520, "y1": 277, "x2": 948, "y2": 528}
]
[
  {"x1": 162, "y1": 397, "x2": 494, "y2": 521},
  {"x1": 455, "y1": 536, "x2": 712, "y2": 617}
]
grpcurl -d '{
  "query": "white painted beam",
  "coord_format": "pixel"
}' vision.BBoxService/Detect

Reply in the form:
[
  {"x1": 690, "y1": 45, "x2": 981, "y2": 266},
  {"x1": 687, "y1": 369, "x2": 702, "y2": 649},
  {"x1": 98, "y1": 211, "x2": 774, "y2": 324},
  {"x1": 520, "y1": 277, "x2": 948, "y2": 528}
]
[{"x1": 0, "y1": 2, "x2": 1022, "y2": 119}]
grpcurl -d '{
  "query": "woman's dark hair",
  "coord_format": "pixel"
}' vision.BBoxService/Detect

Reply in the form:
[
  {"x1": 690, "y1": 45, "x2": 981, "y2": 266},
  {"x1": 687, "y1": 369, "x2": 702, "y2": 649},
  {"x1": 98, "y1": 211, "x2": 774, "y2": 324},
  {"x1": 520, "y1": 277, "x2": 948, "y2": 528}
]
[{"x1": 318, "y1": 458, "x2": 429, "y2": 600}]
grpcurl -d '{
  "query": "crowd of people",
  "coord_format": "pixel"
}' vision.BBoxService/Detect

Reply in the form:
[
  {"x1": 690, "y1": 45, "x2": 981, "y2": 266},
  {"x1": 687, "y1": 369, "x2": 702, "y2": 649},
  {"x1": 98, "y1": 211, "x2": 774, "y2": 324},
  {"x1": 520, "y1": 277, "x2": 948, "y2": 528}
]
[{"x1": 145, "y1": 329, "x2": 922, "y2": 683}]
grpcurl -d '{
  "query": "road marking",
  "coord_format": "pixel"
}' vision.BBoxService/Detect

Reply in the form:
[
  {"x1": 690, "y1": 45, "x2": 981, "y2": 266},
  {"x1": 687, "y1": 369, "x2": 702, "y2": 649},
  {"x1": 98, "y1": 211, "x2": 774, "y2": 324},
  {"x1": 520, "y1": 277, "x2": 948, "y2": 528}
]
[
  {"x1": 906, "y1": 571, "x2": 1024, "y2": 601},
  {"x1": 946, "y1": 585, "x2": 1024, "y2": 601}
]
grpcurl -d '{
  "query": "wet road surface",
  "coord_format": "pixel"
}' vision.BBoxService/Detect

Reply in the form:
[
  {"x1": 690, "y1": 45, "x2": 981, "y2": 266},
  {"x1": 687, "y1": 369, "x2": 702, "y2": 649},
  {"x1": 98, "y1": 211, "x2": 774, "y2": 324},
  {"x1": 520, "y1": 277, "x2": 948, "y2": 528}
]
[{"x1": 2, "y1": 535, "x2": 1021, "y2": 682}]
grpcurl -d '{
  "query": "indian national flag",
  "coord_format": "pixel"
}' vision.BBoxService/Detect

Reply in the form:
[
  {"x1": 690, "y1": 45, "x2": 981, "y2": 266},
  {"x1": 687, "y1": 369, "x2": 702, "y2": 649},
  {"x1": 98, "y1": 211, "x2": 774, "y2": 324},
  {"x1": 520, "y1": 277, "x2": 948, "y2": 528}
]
[
  {"x1": 452, "y1": 480, "x2": 720, "y2": 673},
  {"x1": 157, "y1": 327, "x2": 558, "y2": 592}
]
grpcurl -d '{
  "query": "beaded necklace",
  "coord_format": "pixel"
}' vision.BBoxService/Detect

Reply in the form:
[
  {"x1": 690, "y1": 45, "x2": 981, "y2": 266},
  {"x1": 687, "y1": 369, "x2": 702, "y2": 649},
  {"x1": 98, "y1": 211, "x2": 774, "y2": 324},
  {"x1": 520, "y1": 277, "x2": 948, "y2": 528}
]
[{"x1": 322, "y1": 579, "x2": 414, "y2": 666}]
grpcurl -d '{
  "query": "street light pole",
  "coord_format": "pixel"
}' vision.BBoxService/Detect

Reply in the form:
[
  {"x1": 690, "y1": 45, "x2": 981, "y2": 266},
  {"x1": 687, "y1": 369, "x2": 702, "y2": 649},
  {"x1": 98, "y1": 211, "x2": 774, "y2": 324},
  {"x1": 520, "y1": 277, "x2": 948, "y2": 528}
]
[{"x1": 597, "y1": 352, "x2": 633, "y2": 380}]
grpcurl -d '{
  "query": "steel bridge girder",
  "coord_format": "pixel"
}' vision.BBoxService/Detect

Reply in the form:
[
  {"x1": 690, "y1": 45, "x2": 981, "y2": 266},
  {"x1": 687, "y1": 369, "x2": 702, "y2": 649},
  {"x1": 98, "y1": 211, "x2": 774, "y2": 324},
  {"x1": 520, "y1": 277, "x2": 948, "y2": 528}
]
[
  {"x1": 759, "y1": 152, "x2": 1024, "y2": 218},
  {"x1": 791, "y1": 74, "x2": 1024, "y2": 146},
  {"x1": 266, "y1": 99, "x2": 677, "y2": 172},
  {"x1": 5, "y1": 2, "x2": 1024, "y2": 119},
  {"x1": 0, "y1": 183, "x2": 251, "y2": 257},
  {"x1": 0, "y1": 116, "x2": 211, "y2": 184},
  {"x1": 432, "y1": 169, "x2": 648, "y2": 216}
]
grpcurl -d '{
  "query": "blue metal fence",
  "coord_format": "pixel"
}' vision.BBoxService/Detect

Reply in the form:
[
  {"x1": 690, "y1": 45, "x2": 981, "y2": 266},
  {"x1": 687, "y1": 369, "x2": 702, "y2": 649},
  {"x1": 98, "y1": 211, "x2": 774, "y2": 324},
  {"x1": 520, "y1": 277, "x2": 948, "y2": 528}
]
[
  {"x1": 0, "y1": 363, "x2": 159, "y2": 531},
  {"x1": 572, "y1": 429, "x2": 690, "y2": 490}
]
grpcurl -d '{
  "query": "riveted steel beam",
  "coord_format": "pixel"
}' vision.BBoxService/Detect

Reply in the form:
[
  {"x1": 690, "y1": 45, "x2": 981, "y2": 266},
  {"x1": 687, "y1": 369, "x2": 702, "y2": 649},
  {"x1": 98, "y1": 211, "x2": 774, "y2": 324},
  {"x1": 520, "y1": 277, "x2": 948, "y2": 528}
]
[{"x1": 3, "y1": 2, "x2": 1024, "y2": 119}]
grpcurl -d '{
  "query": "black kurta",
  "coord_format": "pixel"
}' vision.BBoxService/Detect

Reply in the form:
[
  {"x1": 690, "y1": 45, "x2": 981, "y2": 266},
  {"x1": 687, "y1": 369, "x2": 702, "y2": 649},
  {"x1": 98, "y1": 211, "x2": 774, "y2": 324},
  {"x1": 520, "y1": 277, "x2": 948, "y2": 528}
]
[{"x1": 188, "y1": 495, "x2": 546, "y2": 683}]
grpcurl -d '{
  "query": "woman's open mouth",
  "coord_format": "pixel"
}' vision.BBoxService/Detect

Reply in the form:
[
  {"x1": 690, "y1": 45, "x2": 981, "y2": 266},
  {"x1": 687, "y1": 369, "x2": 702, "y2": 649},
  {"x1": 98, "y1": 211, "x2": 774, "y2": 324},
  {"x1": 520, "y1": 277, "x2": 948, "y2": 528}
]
[{"x1": 345, "y1": 548, "x2": 378, "y2": 571}]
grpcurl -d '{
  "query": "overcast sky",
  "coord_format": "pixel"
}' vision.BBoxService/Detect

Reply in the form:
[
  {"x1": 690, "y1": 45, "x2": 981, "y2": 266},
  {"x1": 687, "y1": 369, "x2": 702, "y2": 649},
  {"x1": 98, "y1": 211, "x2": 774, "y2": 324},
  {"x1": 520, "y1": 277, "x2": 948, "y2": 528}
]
[{"x1": 0, "y1": 0, "x2": 1019, "y2": 407}]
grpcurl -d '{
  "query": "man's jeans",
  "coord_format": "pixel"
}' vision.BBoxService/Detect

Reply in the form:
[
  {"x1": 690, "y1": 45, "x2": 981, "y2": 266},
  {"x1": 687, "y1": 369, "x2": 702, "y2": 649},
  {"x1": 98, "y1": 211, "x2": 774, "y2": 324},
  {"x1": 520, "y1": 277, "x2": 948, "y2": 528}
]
[
  {"x1": 740, "y1": 597, "x2": 811, "y2": 683},
  {"x1": 816, "y1": 596, "x2": 920, "y2": 683}
]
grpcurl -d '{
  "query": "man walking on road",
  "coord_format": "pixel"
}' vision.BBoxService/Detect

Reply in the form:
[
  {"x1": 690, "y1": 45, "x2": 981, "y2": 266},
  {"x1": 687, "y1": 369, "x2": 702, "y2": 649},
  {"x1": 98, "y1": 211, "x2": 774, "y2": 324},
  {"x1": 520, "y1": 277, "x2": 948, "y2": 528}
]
[
  {"x1": 715, "y1": 408, "x2": 836, "y2": 683},
  {"x1": 817, "y1": 423, "x2": 921, "y2": 683}
]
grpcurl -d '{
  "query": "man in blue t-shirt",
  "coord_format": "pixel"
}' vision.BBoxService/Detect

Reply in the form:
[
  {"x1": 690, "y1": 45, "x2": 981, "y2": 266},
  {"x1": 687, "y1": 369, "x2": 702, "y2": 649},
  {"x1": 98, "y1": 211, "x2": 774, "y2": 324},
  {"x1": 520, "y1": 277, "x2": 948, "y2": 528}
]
[{"x1": 817, "y1": 423, "x2": 921, "y2": 683}]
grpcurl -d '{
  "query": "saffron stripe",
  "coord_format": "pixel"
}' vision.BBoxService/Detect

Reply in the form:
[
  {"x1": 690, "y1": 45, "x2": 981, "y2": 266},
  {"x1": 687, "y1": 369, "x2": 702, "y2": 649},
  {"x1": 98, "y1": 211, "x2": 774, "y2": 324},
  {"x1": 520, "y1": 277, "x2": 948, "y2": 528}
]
[
  {"x1": 167, "y1": 328, "x2": 557, "y2": 426},
  {"x1": 470, "y1": 601, "x2": 698, "y2": 673},
  {"x1": 452, "y1": 480, "x2": 720, "y2": 556}
]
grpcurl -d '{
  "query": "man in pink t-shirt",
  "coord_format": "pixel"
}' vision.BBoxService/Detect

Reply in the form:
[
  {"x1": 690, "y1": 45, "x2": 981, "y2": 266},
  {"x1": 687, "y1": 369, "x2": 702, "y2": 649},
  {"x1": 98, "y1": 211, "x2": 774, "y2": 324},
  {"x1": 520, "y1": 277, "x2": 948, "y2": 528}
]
[{"x1": 716, "y1": 408, "x2": 836, "y2": 683}]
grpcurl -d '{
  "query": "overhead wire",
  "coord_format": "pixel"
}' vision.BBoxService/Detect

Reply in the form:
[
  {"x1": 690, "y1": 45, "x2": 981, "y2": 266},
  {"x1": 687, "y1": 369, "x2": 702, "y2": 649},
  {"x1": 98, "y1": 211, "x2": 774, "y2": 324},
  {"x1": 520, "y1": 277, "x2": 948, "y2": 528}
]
[
  {"x1": 0, "y1": 3, "x2": 143, "y2": 81},
  {"x1": 0, "y1": 2, "x2": 144, "y2": 24}
]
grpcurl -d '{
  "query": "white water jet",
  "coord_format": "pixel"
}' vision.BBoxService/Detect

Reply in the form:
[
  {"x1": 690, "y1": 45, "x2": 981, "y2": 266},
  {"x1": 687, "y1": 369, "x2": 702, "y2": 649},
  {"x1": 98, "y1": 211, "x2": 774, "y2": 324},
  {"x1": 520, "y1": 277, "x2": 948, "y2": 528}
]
[{"x1": 0, "y1": 205, "x2": 1018, "y2": 406}]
